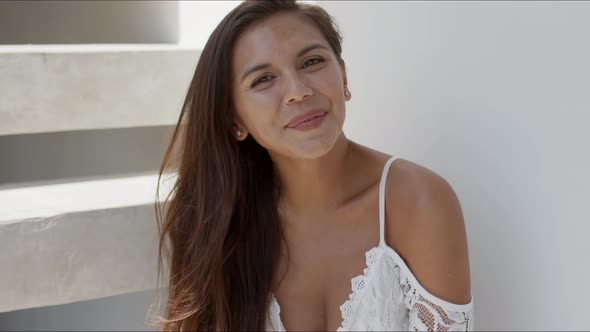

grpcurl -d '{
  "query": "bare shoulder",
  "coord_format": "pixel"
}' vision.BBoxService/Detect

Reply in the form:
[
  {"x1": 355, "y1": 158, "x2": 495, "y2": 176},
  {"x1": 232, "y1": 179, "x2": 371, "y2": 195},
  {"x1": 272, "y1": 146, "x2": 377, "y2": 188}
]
[{"x1": 384, "y1": 158, "x2": 472, "y2": 305}]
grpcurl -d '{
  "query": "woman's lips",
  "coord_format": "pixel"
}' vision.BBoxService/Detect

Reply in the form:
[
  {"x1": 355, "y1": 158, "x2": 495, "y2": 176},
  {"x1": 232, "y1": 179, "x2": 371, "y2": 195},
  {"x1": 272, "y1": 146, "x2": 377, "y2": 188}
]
[
  {"x1": 286, "y1": 112, "x2": 327, "y2": 130},
  {"x1": 286, "y1": 110, "x2": 328, "y2": 128}
]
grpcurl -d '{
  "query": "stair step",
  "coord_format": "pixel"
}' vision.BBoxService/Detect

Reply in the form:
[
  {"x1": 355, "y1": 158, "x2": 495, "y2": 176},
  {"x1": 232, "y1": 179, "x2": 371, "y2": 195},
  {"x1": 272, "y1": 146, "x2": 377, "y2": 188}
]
[
  {"x1": 0, "y1": 44, "x2": 200, "y2": 136},
  {"x1": 0, "y1": 174, "x2": 175, "y2": 312}
]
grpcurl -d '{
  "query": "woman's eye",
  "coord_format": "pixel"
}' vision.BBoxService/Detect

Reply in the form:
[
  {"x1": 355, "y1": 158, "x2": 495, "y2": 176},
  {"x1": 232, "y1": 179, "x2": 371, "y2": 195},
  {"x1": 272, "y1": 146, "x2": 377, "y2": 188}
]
[
  {"x1": 250, "y1": 57, "x2": 325, "y2": 88},
  {"x1": 303, "y1": 57, "x2": 325, "y2": 68},
  {"x1": 251, "y1": 75, "x2": 273, "y2": 88}
]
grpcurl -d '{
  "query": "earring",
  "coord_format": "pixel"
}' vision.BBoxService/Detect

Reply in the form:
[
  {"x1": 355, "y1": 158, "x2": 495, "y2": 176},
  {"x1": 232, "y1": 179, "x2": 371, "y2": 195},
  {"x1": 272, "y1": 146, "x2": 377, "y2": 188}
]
[
  {"x1": 344, "y1": 90, "x2": 350, "y2": 97},
  {"x1": 236, "y1": 130, "x2": 242, "y2": 137}
]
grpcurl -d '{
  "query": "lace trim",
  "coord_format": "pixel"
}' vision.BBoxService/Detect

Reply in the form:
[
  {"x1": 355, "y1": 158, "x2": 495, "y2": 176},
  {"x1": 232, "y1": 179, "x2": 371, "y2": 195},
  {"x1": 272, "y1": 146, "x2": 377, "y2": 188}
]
[
  {"x1": 269, "y1": 293, "x2": 286, "y2": 332},
  {"x1": 337, "y1": 246, "x2": 383, "y2": 331},
  {"x1": 400, "y1": 273, "x2": 473, "y2": 331}
]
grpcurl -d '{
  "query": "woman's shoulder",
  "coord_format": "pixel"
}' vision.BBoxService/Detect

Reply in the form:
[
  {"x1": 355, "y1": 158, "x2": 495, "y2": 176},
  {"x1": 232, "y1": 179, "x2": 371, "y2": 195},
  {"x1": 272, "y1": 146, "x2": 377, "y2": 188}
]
[
  {"x1": 345, "y1": 141, "x2": 472, "y2": 304},
  {"x1": 382, "y1": 155, "x2": 473, "y2": 305}
]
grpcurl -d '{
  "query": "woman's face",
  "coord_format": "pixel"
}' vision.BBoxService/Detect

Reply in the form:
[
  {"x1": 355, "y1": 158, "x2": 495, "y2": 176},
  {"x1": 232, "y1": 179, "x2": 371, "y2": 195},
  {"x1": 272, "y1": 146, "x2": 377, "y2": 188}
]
[{"x1": 231, "y1": 12, "x2": 350, "y2": 159}]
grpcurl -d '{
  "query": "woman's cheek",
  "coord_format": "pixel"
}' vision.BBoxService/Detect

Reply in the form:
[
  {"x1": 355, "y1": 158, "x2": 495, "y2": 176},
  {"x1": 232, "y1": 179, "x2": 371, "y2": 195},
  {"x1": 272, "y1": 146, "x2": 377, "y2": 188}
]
[{"x1": 243, "y1": 108, "x2": 274, "y2": 139}]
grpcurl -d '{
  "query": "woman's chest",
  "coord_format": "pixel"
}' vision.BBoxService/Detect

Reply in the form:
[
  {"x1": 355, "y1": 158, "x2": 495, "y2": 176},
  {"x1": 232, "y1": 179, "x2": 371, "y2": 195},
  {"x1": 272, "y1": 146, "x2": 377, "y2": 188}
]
[{"x1": 271, "y1": 190, "x2": 380, "y2": 330}]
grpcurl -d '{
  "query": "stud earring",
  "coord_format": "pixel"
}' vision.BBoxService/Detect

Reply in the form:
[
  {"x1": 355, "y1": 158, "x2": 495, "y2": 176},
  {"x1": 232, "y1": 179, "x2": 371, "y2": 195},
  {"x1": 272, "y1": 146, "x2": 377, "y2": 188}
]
[
  {"x1": 344, "y1": 90, "x2": 350, "y2": 97},
  {"x1": 236, "y1": 130, "x2": 242, "y2": 137}
]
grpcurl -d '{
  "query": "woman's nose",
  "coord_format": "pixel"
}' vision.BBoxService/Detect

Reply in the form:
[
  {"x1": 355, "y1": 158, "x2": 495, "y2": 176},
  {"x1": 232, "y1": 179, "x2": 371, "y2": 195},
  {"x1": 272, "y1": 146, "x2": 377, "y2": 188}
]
[{"x1": 283, "y1": 75, "x2": 313, "y2": 104}]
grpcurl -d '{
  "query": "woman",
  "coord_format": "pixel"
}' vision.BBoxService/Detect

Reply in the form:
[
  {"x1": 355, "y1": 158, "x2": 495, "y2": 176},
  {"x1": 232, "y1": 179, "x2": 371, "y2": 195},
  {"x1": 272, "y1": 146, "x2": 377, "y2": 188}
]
[{"x1": 153, "y1": 0, "x2": 474, "y2": 330}]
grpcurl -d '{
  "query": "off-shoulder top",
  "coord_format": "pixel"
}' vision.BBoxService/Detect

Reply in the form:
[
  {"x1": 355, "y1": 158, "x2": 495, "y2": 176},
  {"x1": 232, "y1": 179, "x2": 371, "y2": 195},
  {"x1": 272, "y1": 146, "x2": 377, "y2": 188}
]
[{"x1": 265, "y1": 156, "x2": 474, "y2": 331}]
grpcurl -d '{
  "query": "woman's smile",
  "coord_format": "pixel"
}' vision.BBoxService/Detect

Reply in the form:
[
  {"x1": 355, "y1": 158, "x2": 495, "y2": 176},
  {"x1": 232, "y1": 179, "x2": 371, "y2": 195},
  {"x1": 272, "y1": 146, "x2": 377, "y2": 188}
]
[{"x1": 286, "y1": 111, "x2": 327, "y2": 131}]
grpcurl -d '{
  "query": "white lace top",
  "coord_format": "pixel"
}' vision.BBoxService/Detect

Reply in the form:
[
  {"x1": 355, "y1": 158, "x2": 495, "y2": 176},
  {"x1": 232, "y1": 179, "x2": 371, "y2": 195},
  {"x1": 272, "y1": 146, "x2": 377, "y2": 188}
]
[{"x1": 265, "y1": 156, "x2": 474, "y2": 331}]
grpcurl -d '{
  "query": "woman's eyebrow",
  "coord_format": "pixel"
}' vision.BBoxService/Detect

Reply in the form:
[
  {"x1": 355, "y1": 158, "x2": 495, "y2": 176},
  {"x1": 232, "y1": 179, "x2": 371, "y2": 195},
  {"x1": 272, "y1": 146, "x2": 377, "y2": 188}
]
[
  {"x1": 239, "y1": 43, "x2": 330, "y2": 83},
  {"x1": 296, "y1": 43, "x2": 329, "y2": 57}
]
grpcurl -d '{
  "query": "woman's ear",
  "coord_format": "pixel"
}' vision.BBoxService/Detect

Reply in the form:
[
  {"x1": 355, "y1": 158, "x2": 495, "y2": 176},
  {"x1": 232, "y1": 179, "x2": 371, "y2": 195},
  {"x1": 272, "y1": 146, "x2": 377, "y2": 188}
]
[
  {"x1": 232, "y1": 111, "x2": 248, "y2": 141},
  {"x1": 340, "y1": 62, "x2": 351, "y2": 101},
  {"x1": 344, "y1": 85, "x2": 351, "y2": 101},
  {"x1": 234, "y1": 128, "x2": 247, "y2": 141},
  {"x1": 233, "y1": 122, "x2": 248, "y2": 141}
]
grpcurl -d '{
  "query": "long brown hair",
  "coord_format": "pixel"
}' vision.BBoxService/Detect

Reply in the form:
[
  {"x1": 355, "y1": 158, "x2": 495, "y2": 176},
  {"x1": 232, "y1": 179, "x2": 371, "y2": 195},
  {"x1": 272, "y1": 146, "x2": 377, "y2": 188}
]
[{"x1": 151, "y1": 1, "x2": 346, "y2": 330}]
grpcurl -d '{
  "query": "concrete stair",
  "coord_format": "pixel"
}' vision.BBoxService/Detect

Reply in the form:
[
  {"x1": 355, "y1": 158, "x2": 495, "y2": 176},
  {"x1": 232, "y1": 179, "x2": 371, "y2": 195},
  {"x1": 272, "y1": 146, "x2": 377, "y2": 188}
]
[{"x1": 0, "y1": 44, "x2": 192, "y2": 312}]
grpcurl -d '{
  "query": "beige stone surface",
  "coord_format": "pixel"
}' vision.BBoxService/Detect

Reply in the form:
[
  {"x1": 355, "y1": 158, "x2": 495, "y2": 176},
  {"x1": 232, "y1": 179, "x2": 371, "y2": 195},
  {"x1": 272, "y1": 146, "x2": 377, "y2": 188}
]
[
  {"x1": 0, "y1": 203, "x2": 169, "y2": 313},
  {"x1": 0, "y1": 45, "x2": 200, "y2": 135},
  {"x1": 0, "y1": 174, "x2": 173, "y2": 223}
]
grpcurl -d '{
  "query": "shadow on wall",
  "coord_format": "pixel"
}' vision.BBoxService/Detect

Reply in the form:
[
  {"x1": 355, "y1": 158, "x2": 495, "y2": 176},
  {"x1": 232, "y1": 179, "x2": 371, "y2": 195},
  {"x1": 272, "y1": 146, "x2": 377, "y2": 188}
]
[
  {"x1": 0, "y1": 1, "x2": 179, "y2": 44},
  {"x1": 0, "y1": 125, "x2": 175, "y2": 188},
  {"x1": 0, "y1": 288, "x2": 166, "y2": 331}
]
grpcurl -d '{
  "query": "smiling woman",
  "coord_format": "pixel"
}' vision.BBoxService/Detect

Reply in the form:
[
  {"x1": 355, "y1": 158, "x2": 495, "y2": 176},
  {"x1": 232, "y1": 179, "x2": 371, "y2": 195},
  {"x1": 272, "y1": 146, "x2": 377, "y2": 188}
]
[
  {"x1": 231, "y1": 11, "x2": 349, "y2": 160},
  {"x1": 152, "y1": 1, "x2": 473, "y2": 331}
]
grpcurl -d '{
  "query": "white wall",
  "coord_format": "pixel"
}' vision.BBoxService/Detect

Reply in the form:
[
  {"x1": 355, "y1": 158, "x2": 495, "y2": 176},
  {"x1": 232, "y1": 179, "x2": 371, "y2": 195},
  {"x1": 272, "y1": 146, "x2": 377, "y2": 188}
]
[
  {"x1": 178, "y1": 1, "x2": 242, "y2": 48},
  {"x1": 320, "y1": 1, "x2": 590, "y2": 330}
]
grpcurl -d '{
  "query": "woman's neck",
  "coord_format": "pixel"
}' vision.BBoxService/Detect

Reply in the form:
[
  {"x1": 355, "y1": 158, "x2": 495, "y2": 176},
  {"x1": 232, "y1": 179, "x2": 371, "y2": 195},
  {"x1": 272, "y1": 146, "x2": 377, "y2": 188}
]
[{"x1": 271, "y1": 133, "x2": 354, "y2": 220}]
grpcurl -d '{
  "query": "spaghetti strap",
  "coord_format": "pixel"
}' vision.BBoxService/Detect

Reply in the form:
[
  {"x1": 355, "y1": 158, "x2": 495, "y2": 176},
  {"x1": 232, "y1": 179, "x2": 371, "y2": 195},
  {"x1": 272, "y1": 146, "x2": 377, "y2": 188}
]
[{"x1": 379, "y1": 156, "x2": 398, "y2": 247}]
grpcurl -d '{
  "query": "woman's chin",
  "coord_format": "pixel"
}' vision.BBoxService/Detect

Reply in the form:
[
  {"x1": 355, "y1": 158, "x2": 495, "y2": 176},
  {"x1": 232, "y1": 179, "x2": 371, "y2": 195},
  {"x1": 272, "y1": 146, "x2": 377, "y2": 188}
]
[{"x1": 289, "y1": 132, "x2": 342, "y2": 159}]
